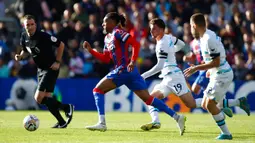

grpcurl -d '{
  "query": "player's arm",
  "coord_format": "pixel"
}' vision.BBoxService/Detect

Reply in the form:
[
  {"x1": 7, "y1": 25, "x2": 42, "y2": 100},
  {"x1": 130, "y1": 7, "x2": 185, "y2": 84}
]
[
  {"x1": 15, "y1": 34, "x2": 29, "y2": 61},
  {"x1": 43, "y1": 33, "x2": 64, "y2": 63},
  {"x1": 48, "y1": 35, "x2": 64, "y2": 63},
  {"x1": 55, "y1": 41, "x2": 65, "y2": 63},
  {"x1": 125, "y1": 34, "x2": 139, "y2": 63},
  {"x1": 83, "y1": 41, "x2": 111, "y2": 63},
  {"x1": 141, "y1": 44, "x2": 166, "y2": 79},
  {"x1": 183, "y1": 52, "x2": 195, "y2": 63},
  {"x1": 141, "y1": 56, "x2": 165, "y2": 79},
  {"x1": 184, "y1": 38, "x2": 220, "y2": 77},
  {"x1": 172, "y1": 36, "x2": 192, "y2": 55},
  {"x1": 44, "y1": 34, "x2": 64, "y2": 70},
  {"x1": 15, "y1": 50, "x2": 29, "y2": 61}
]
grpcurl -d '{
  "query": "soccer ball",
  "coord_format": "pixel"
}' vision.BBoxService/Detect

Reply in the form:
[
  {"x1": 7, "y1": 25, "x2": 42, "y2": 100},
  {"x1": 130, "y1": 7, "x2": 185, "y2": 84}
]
[{"x1": 23, "y1": 115, "x2": 39, "y2": 131}]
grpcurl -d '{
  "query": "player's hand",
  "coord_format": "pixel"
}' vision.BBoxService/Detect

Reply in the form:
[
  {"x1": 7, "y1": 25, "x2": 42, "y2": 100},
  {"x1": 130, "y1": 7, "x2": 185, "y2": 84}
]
[
  {"x1": 184, "y1": 66, "x2": 197, "y2": 77},
  {"x1": 50, "y1": 62, "x2": 60, "y2": 70},
  {"x1": 127, "y1": 61, "x2": 135, "y2": 72},
  {"x1": 206, "y1": 70, "x2": 210, "y2": 78},
  {"x1": 82, "y1": 41, "x2": 92, "y2": 52},
  {"x1": 14, "y1": 54, "x2": 23, "y2": 61}
]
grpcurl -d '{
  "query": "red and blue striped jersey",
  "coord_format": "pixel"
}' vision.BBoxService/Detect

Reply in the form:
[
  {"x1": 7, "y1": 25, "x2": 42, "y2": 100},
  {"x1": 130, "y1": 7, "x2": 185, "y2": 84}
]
[
  {"x1": 90, "y1": 26, "x2": 139, "y2": 68},
  {"x1": 190, "y1": 39, "x2": 203, "y2": 64}
]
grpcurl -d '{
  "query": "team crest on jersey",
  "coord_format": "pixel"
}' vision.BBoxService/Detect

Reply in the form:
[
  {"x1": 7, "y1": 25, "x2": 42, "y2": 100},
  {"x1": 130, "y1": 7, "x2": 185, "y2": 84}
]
[
  {"x1": 51, "y1": 36, "x2": 57, "y2": 42},
  {"x1": 118, "y1": 30, "x2": 123, "y2": 34}
]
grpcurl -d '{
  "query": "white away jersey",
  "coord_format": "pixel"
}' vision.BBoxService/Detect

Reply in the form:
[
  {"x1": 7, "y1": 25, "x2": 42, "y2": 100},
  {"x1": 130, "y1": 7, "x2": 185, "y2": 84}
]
[
  {"x1": 156, "y1": 34, "x2": 181, "y2": 77},
  {"x1": 200, "y1": 29, "x2": 232, "y2": 77}
]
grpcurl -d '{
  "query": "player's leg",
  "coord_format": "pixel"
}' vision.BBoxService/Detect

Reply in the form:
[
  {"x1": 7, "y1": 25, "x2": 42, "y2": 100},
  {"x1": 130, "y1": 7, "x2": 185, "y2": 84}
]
[
  {"x1": 85, "y1": 76, "x2": 117, "y2": 131},
  {"x1": 179, "y1": 91, "x2": 197, "y2": 108},
  {"x1": 192, "y1": 70, "x2": 207, "y2": 95},
  {"x1": 128, "y1": 70, "x2": 186, "y2": 135},
  {"x1": 217, "y1": 97, "x2": 250, "y2": 116},
  {"x1": 134, "y1": 89, "x2": 186, "y2": 135},
  {"x1": 147, "y1": 84, "x2": 166, "y2": 123},
  {"x1": 202, "y1": 97, "x2": 232, "y2": 140},
  {"x1": 165, "y1": 71, "x2": 196, "y2": 108},
  {"x1": 202, "y1": 80, "x2": 232, "y2": 140},
  {"x1": 191, "y1": 71, "x2": 234, "y2": 117},
  {"x1": 46, "y1": 69, "x2": 74, "y2": 126},
  {"x1": 35, "y1": 69, "x2": 71, "y2": 128},
  {"x1": 190, "y1": 71, "x2": 210, "y2": 108},
  {"x1": 140, "y1": 89, "x2": 164, "y2": 131}
]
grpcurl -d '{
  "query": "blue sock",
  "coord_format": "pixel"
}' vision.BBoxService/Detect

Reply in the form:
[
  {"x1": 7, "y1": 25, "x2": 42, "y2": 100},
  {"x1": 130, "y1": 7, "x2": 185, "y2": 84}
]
[
  {"x1": 151, "y1": 98, "x2": 175, "y2": 117},
  {"x1": 94, "y1": 92, "x2": 105, "y2": 115}
]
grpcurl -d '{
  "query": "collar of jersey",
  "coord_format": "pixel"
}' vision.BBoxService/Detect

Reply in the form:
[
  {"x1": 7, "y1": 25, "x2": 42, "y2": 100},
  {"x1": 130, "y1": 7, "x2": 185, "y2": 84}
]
[{"x1": 27, "y1": 29, "x2": 38, "y2": 39}]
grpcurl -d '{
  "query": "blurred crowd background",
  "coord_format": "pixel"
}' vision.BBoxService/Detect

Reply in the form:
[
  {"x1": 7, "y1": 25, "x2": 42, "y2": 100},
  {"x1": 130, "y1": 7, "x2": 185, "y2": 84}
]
[{"x1": 0, "y1": 0, "x2": 255, "y2": 81}]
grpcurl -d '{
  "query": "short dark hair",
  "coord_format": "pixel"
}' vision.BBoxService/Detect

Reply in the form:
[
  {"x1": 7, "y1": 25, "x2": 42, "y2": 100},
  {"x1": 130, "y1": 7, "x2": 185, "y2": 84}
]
[
  {"x1": 149, "y1": 18, "x2": 165, "y2": 30},
  {"x1": 190, "y1": 13, "x2": 206, "y2": 28},
  {"x1": 23, "y1": 15, "x2": 36, "y2": 22},
  {"x1": 105, "y1": 12, "x2": 126, "y2": 27}
]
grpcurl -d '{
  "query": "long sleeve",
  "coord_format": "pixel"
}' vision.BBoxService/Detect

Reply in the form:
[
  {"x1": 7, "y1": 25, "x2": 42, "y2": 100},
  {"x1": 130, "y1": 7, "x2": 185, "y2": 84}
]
[
  {"x1": 126, "y1": 35, "x2": 140, "y2": 62},
  {"x1": 89, "y1": 49, "x2": 111, "y2": 63},
  {"x1": 141, "y1": 58, "x2": 165, "y2": 79},
  {"x1": 174, "y1": 38, "x2": 185, "y2": 52},
  {"x1": 172, "y1": 36, "x2": 191, "y2": 55}
]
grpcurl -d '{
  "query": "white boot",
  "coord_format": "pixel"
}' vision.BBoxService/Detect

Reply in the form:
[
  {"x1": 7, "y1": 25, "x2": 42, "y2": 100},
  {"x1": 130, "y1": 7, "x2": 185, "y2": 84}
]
[
  {"x1": 85, "y1": 123, "x2": 107, "y2": 132},
  {"x1": 176, "y1": 115, "x2": 186, "y2": 136}
]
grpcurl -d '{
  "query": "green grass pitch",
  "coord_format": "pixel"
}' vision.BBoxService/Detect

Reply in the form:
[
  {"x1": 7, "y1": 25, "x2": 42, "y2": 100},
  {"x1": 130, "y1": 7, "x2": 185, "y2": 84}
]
[{"x1": 0, "y1": 111, "x2": 254, "y2": 143}]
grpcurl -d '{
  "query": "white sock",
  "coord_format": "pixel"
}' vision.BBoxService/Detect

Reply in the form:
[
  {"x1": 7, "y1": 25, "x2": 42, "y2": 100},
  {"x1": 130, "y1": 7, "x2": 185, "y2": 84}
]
[
  {"x1": 195, "y1": 98, "x2": 203, "y2": 108},
  {"x1": 228, "y1": 99, "x2": 240, "y2": 107},
  {"x1": 148, "y1": 105, "x2": 160, "y2": 123},
  {"x1": 212, "y1": 112, "x2": 231, "y2": 135},
  {"x1": 217, "y1": 99, "x2": 240, "y2": 109},
  {"x1": 173, "y1": 113, "x2": 180, "y2": 122},
  {"x1": 99, "y1": 115, "x2": 106, "y2": 124}
]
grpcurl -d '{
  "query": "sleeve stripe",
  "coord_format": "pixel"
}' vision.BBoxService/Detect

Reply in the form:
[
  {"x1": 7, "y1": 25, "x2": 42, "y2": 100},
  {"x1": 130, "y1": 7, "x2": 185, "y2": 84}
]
[
  {"x1": 122, "y1": 33, "x2": 130, "y2": 42},
  {"x1": 121, "y1": 32, "x2": 127, "y2": 38},
  {"x1": 159, "y1": 56, "x2": 167, "y2": 59},
  {"x1": 210, "y1": 53, "x2": 220, "y2": 59},
  {"x1": 174, "y1": 38, "x2": 178, "y2": 45},
  {"x1": 159, "y1": 51, "x2": 168, "y2": 56}
]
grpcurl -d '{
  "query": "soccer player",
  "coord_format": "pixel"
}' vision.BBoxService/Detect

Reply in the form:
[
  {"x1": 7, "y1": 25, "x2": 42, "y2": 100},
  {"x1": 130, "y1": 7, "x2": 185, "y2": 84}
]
[
  {"x1": 184, "y1": 32, "x2": 209, "y2": 96},
  {"x1": 139, "y1": 18, "x2": 250, "y2": 133},
  {"x1": 184, "y1": 13, "x2": 235, "y2": 140},
  {"x1": 15, "y1": 15, "x2": 74, "y2": 128},
  {"x1": 83, "y1": 12, "x2": 186, "y2": 135},
  {"x1": 184, "y1": 34, "x2": 234, "y2": 117},
  {"x1": 140, "y1": 18, "x2": 197, "y2": 132},
  {"x1": 185, "y1": 31, "x2": 250, "y2": 118}
]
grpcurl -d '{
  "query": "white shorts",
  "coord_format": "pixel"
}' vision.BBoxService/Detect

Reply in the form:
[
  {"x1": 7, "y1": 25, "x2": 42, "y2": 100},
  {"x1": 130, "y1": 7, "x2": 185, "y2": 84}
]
[
  {"x1": 153, "y1": 71, "x2": 190, "y2": 98},
  {"x1": 204, "y1": 71, "x2": 233, "y2": 103}
]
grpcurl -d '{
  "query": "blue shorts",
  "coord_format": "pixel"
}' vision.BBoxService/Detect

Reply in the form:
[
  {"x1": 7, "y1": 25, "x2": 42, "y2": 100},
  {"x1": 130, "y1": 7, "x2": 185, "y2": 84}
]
[
  {"x1": 106, "y1": 66, "x2": 147, "y2": 91},
  {"x1": 193, "y1": 70, "x2": 209, "y2": 89}
]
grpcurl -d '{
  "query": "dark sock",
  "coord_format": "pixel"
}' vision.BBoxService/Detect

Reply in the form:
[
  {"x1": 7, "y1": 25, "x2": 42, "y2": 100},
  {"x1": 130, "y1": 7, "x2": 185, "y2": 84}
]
[
  {"x1": 41, "y1": 97, "x2": 66, "y2": 125},
  {"x1": 44, "y1": 96, "x2": 69, "y2": 110}
]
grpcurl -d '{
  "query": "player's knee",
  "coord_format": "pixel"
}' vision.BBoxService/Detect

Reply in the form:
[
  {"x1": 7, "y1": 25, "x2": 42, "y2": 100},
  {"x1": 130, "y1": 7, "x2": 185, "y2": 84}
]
[
  {"x1": 192, "y1": 85, "x2": 201, "y2": 95},
  {"x1": 201, "y1": 100, "x2": 207, "y2": 110},
  {"x1": 93, "y1": 87, "x2": 105, "y2": 94},
  {"x1": 154, "y1": 94, "x2": 164, "y2": 100},
  {"x1": 202, "y1": 104, "x2": 207, "y2": 110},
  {"x1": 205, "y1": 99, "x2": 217, "y2": 111},
  {"x1": 186, "y1": 101, "x2": 196, "y2": 108},
  {"x1": 34, "y1": 92, "x2": 44, "y2": 104},
  {"x1": 145, "y1": 96, "x2": 154, "y2": 105},
  {"x1": 180, "y1": 92, "x2": 196, "y2": 108},
  {"x1": 151, "y1": 90, "x2": 164, "y2": 99}
]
